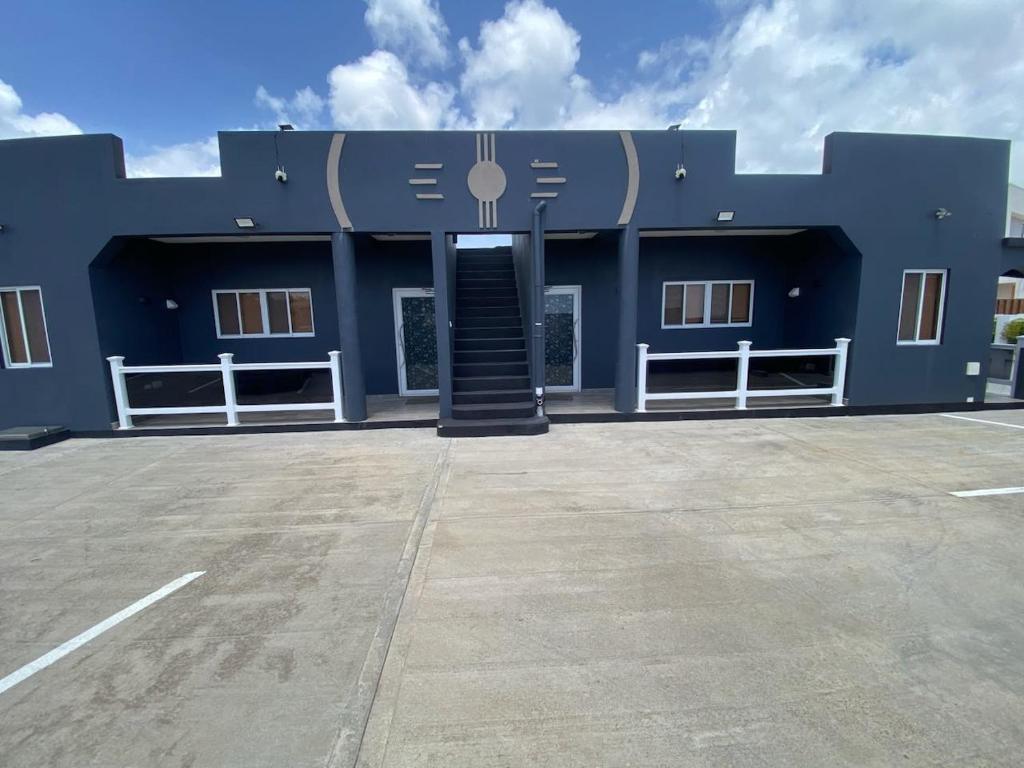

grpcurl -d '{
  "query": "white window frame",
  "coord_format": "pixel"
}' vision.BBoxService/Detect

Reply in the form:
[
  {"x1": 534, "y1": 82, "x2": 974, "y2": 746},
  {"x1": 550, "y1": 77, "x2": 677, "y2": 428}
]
[
  {"x1": 661, "y1": 280, "x2": 755, "y2": 329},
  {"x1": 896, "y1": 269, "x2": 947, "y2": 346},
  {"x1": 0, "y1": 286, "x2": 53, "y2": 369},
  {"x1": 212, "y1": 288, "x2": 315, "y2": 339}
]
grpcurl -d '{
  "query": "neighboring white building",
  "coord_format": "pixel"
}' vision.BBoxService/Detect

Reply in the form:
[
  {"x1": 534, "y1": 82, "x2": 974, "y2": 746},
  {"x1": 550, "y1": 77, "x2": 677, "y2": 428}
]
[
  {"x1": 1009, "y1": 183, "x2": 1024, "y2": 237},
  {"x1": 999, "y1": 183, "x2": 1024, "y2": 303}
]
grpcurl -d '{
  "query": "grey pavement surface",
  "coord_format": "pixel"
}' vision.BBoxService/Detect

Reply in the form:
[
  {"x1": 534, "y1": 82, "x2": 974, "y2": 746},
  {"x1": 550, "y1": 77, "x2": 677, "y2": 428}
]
[{"x1": 1, "y1": 410, "x2": 1023, "y2": 767}]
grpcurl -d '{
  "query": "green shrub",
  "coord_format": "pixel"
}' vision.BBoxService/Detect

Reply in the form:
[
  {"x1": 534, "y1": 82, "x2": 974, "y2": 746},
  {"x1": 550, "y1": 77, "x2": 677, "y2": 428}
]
[{"x1": 1005, "y1": 318, "x2": 1024, "y2": 344}]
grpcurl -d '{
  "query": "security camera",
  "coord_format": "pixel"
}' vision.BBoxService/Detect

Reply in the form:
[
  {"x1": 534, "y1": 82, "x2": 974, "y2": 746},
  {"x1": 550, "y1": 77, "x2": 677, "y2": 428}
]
[
  {"x1": 674, "y1": 164, "x2": 687, "y2": 180},
  {"x1": 275, "y1": 167, "x2": 288, "y2": 183}
]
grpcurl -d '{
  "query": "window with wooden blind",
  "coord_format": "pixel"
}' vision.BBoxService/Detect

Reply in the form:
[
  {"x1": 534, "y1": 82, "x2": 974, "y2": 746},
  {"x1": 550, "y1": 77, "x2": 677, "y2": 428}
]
[
  {"x1": 897, "y1": 270, "x2": 946, "y2": 345},
  {"x1": 662, "y1": 280, "x2": 754, "y2": 329},
  {"x1": 0, "y1": 287, "x2": 52, "y2": 368},
  {"x1": 212, "y1": 289, "x2": 315, "y2": 338}
]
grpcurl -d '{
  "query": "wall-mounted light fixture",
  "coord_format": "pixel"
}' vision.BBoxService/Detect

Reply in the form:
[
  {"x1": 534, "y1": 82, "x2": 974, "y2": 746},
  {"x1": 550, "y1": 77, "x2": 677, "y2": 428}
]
[
  {"x1": 234, "y1": 217, "x2": 256, "y2": 229},
  {"x1": 788, "y1": 287, "x2": 801, "y2": 298},
  {"x1": 935, "y1": 208, "x2": 952, "y2": 220},
  {"x1": 165, "y1": 299, "x2": 179, "y2": 310},
  {"x1": 717, "y1": 211, "x2": 735, "y2": 222}
]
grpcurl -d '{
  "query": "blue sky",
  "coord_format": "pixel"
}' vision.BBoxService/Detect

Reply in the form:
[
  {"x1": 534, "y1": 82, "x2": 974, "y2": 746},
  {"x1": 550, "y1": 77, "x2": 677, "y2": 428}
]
[{"x1": 2, "y1": 1, "x2": 1022, "y2": 182}]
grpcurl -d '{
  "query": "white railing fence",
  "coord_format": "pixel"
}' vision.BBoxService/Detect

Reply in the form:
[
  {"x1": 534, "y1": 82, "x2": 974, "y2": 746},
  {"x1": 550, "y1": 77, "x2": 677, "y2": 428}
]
[
  {"x1": 636, "y1": 338, "x2": 850, "y2": 412},
  {"x1": 107, "y1": 352, "x2": 344, "y2": 429}
]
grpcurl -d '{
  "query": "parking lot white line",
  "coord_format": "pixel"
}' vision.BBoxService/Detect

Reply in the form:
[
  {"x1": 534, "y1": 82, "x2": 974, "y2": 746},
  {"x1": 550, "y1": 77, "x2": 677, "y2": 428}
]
[
  {"x1": 950, "y1": 487, "x2": 1024, "y2": 498},
  {"x1": 0, "y1": 571, "x2": 205, "y2": 696},
  {"x1": 940, "y1": 414, "x2": 1024, "y2": 430}
]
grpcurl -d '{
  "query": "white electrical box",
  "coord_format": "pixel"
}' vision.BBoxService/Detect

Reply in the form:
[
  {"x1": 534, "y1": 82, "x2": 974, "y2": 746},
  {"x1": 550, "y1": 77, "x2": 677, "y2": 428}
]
[{"x1": 965, "y1": 362, "x2": 980, "y2": 376}]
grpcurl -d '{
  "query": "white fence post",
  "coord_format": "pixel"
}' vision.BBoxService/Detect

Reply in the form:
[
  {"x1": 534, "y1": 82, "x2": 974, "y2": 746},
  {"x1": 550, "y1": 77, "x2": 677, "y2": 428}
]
[
  {"x1": 636, "y1": 343, "x2": 649, "y2": 412},
  {"x1": 329, "y1": 350, "x2": 345, "y2": 423},
  {"x1": 106, "y1": 356, "x2": 133, "y2": 429},
  {"x1": 832, "y1": 338, "x2": 851, "y2": 406},
  {"x1": 219, "y1": 353, "x2": 239, "y2": 426},
  {"x1": 736, "y1": 341, "x2": 752, "y2": 409}
]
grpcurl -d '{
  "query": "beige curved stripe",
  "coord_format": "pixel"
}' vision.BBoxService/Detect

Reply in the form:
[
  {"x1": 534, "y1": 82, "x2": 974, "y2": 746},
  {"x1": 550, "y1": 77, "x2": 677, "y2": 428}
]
[
  {"x1": 326, "y1": 133, "x2": 352, "y2": 230},
  {"x1": 617, "y1": 130, "x2": 639, "y2": 226}
]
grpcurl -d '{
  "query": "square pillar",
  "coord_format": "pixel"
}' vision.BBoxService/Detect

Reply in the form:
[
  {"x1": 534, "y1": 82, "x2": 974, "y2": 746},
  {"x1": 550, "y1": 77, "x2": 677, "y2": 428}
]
[
  {"x1": 331, "y1": 232, "x2": 367, "y2": 421},
  {"x1": 431, "y1": 231, "x2": 454, "y2": 419},
  {"x1": 614, "y1": 225, "x2": 639, "y2": 413}
]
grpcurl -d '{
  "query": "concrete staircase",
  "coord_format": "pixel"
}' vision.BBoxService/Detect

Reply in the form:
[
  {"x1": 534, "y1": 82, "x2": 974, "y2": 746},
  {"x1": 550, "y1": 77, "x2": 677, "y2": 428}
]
[{"x1": 437, "y1": 250, "x2": 549, "y2": 437}]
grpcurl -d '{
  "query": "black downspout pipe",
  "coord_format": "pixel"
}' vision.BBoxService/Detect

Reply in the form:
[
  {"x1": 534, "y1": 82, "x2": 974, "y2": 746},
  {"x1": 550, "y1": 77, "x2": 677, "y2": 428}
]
[{"x1": 531, "y1": 201, "x2": 547, "y2": 416}]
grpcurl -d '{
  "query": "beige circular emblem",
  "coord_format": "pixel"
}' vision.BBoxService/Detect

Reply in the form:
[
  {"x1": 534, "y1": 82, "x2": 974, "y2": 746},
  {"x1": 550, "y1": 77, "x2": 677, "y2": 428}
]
[{"x1": 467, "y1": 160, "x2": 507, "y2": 203}]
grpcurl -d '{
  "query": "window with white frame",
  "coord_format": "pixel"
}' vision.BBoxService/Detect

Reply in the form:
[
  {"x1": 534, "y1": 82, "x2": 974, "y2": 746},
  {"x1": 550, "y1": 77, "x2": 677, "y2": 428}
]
[
  {"x1": 1010, "y1": 216, "x2": 1024, "y2": 238},
  {"x1": 0, "y1": 286, "x2": 52, "y2": 368},
  {"x1": 897, "y1": 270, "x2": 946, "y2": 345},
  {"x1": 662, "y1": 280, "x2": 753, "y2": 329},
  {"x1": 213, "y1": 289, "x2": 315, "y2": 338}
]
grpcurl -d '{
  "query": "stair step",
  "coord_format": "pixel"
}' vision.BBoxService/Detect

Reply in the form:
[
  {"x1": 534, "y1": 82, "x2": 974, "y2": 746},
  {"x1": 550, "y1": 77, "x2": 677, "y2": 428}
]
[
  {"x1": 438, "y1": 415, "x2": 549, "y2": 437},
  {"x1": 457, "y1": 278, "x2": 516, "y2": 288},
  {"x1": 453, "y1": 388, "x2": 533, "y2": 405},
  {"x1": 456, "y1": 305, "x2": 522, "y2": 318},
  {"x1": 457, "y1": 269, "x2": 515, "y2": 279},
  {"x1": 455, "y1": 326, "x2": 524, "y2": 339},
  {"x1": 454, "y1": 362, "x2": 528, "y2": 377},
  {"x1": 451, "y1": 401, "x2": 536, "y2": 420},
  {"x1": 454, "y1": 337, "x2": 526, "y2": 351},
  {"x1": 453, "y1": 374, "x2": 530, "y2": 392},
  {"x1": 455, "y1": 315, "x2": 521, "y2": 328},
  {"x1": 459, "y1": 255, "x2": 513, "y2": 265},
  {"x1": 457, "y1": 288, "x2": 518, "y2": 298},
  {"x1": 454, "y1": 349, "x2": 527, "y2": 364},
  {"x1": 459, "y1": 296, "x2": 519, "y2": 307}
]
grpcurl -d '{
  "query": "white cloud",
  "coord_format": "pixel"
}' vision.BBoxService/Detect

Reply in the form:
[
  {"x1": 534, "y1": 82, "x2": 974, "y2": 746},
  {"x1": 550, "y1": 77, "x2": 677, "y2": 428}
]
[
  {"x1": 254, "y1": 85, "x2": 324, "y2": 129},
  {"x1": 0, "y1": 78, "x2": 81, "y2": 139},
  {"x1": 364, "y1": 0, "x2": 449, "y2": 67},
  {"x1": 7, "y1": 0, "x2": 1024, "y2": 185},
  {"x1": 458, "y1": 0, "x2": 582, "y2": 129},
  {"x1": 645, "y1": 0, "x2": 1024, "y2": 180},
  {"x1": 328, "y1": 50, "x2": 456, "y2": 130},
  {"x1": 124, "y1": 137, "x2": 221, "y2": 178}
]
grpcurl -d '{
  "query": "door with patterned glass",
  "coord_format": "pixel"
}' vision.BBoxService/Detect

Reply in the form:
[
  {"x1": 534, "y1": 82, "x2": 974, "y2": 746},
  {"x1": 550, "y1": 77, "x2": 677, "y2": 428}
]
[
  {"x1": 392, "y1": 288, "x2": 439, "y2": 396},
  {"x1": 544, "y1": 285, "x2": 581, "y2": 392}
]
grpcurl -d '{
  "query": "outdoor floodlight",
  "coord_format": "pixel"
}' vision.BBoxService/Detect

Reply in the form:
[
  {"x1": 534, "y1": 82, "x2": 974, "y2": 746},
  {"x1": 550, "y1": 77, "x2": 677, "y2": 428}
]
[
  {"x1": 278, "y1": 124, "x2": 294, "y2": 131},
  {"x1": 935, "y1": 208, "x2": 952, "y2": 220},
  {"x1": 717, "y1": 211, "x2": 735, "y2": 222},
  {"x1": 788, "y1": 287, "x2": 801, "y2": 298},
  {"x1": 234, "y1": 217, "x2": 256, "y2": 229}
]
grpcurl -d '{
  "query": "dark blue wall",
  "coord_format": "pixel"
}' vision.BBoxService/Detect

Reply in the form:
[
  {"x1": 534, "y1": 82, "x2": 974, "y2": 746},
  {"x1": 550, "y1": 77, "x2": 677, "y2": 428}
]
[
  {"x1": 0, "y1": 128, "x2": 1012, "y2": 429},
  {"x1": 545, "y1": 235, "x2": 619, "y2": 388},
  {"x1": 353, "y1": 237, "x2": 433, "y2": 396},
  {"x1": 167, "y1": 242, "x2": 339, "y2": 364}
]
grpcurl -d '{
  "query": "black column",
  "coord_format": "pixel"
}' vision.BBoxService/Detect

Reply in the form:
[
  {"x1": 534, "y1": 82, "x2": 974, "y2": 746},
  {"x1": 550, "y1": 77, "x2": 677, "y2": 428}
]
[
  {"x1": 531, "y1": 202, "x2": 547, "y2": 410},
  {"x1": 614, "y1": 225, "x2": 639, "y2": 413},
  {"x1": 430, "y1": 231, "x2": 453, "y2": 419},
  {"x1": 331, "y1": 232, "x2": 367, "y2": 421}
]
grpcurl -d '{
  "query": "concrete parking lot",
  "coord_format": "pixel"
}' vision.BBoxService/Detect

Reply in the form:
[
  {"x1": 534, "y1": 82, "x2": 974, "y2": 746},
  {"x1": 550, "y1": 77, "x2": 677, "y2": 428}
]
[{"x1": 1, "y1": 410, "x2": 1023, "y2": 767}]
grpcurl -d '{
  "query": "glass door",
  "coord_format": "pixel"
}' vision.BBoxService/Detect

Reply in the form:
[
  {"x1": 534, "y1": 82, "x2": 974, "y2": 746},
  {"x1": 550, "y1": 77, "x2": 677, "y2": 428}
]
[
  {"x1": 392, "y1": 288, "x2": 438, "y2": 396},
  {"x1": 544, "y1": 285, "x2": 581, "y2": 392}
]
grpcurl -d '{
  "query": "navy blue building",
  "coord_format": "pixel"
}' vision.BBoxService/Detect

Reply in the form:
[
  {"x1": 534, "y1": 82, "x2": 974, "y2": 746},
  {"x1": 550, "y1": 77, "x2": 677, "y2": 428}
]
[{"x1": 0, "y1": 128, "x2": 1018, "y2": 436}]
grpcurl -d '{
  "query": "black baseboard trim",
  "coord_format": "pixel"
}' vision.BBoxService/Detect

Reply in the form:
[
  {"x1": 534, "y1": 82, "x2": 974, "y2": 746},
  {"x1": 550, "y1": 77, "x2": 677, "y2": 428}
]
[
  {"x1": 71, "y1": 419, "x2": 437, "y2": 439},
  {"x1": 548, "y1": 400, "x2": 1024, "y2": 424},
  {"x1": 63, "y1": 399, "x2": 1023, "y2": 439}
]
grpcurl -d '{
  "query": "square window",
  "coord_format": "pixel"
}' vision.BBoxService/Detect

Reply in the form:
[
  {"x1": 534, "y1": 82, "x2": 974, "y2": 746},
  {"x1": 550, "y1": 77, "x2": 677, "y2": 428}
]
[
  {"x1": 897, "y1": 270, "x2": 946, "y2": 344},
  {"x1": 213, "y1": 289, "x2": 315, "y2": 339},
  {"x1": 266, "y1": 291, "x2": 290, "y2": 334},
  {"x1": 662, "y1": 280, "x2": 753, "y2": 329},
  {"x1": 709, "y1": 284, "x2": 730, "y2": 324},
  {"x1": 684, "y1": 284, "x2": 705, "y2": 324},
  {"x1": 731, "y1": 283, "x2": 752, "y2": 323},
  {"x1": 0, "y1": 287, "x2": 52, "y2": 367},
  {"x1": 663, "y1": 284, "x2": 683, "y2": 326}
]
